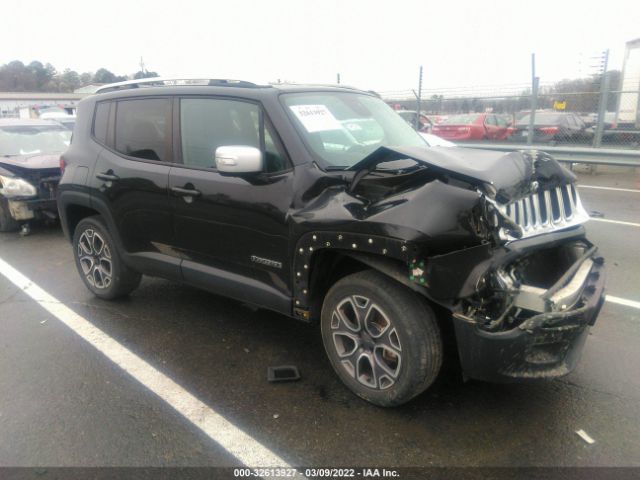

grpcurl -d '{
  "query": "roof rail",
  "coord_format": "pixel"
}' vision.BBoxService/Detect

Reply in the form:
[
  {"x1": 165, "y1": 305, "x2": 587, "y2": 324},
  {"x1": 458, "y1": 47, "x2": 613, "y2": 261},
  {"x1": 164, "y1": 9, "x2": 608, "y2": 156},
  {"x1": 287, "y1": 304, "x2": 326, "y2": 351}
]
[
  {"x1": 270, "y1": 82, "x2": 363, "y2": 91},
  {"x1": 95, "y1": 77, "x2": 260, "y2": 94}
]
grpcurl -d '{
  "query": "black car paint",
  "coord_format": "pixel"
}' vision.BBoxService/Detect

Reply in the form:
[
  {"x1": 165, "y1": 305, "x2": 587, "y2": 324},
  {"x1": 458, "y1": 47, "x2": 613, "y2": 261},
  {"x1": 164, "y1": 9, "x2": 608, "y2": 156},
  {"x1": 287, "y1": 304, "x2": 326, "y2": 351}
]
[{"x1": 57, "y1": 85, "x2": 605, "y2": 383}]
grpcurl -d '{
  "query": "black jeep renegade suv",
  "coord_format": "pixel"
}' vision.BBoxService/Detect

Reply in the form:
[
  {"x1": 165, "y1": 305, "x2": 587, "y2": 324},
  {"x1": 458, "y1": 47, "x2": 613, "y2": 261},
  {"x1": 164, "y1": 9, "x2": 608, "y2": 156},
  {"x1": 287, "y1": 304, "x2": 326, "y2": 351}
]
[{"x1": 57, "y1": 78, "x2": 605, "y2": 406}]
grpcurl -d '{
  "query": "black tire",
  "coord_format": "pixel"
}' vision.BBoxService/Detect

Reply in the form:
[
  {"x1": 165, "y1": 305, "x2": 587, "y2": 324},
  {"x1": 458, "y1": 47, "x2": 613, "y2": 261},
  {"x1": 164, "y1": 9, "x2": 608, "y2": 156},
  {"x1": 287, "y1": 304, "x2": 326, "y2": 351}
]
[
  {"x1": 72, "y1": 216, "x2": 141, "y2": 299},
  {"x1": 321, "y1": 270, "x2": 442, "y2": 407},
  {"x1": 0, "y1": 196, "x2": 19, "y2": 232}
]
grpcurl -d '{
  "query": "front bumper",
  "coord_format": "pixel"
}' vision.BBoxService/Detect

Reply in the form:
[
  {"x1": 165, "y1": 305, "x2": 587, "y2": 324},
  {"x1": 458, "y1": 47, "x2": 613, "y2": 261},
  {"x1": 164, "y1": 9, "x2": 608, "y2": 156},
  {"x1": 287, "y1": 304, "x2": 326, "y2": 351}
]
[
  {"x1": 7, "y1": 198, "x2": 58, "y2": 221},
  {"x1": 451, "y1": 248, "x2": 605, "y2": 382}
]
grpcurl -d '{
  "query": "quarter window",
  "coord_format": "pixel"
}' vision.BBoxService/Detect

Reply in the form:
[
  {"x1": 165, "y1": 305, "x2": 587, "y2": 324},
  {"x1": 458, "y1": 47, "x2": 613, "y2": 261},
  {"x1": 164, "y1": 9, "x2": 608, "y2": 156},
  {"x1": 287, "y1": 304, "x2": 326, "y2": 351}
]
[
  {"x1": 93, "y1": 102, "x2": 110, "y2": 145},
  {"x1": 114, "y1": 99, "x2": 171, "y2": 161}
]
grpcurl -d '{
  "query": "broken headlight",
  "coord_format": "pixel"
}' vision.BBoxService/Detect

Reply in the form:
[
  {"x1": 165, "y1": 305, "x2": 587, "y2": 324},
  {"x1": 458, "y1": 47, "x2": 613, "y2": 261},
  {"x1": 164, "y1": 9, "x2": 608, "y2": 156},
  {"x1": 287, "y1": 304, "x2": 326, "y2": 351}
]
[
  {"x1": 0, "y1": 174, "x2": 37, "y2": 198},
  {"x1": 471, "y1": 196, "x2": 521, "y2": 243}
]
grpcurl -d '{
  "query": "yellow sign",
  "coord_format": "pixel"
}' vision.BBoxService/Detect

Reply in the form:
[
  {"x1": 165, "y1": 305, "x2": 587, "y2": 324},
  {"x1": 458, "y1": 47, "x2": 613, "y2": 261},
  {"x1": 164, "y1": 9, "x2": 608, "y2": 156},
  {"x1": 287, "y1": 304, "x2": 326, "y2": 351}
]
[{"x1": 554, "y1": 100, "x2": 566, "y2": 111}]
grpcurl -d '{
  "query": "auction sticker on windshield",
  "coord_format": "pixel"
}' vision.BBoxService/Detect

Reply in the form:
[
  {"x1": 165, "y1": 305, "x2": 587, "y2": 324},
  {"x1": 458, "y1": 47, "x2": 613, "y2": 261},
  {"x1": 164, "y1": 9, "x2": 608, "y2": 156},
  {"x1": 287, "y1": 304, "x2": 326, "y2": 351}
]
[{"x1": 289, "y1": 105, "x2": 342, "y2": 132}]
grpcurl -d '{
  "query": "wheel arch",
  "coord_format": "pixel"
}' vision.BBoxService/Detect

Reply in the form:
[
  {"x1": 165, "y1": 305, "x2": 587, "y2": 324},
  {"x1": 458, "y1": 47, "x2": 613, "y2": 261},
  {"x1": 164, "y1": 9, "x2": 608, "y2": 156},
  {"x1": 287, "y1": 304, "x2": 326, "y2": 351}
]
[
  {"x1": 294, "y1": 231, "x2": 427, "y2": 322},
  {"x1": 58, "y1": 192, "x2": 123, "y2": 253},
  {"x1": 64, "y1": 204, "x2": 101, "y2": 239}
]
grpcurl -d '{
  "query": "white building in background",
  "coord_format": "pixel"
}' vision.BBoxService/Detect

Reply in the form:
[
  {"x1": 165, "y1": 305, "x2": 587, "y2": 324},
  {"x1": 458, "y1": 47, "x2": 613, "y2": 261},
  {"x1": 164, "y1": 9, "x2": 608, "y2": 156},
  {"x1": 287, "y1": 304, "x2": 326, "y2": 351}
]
[
  {"x1": 74, "y1": 84, "x2": 104, "y2": 94},
  {"x1": 616, "y1": 38, "x2": 640, "y2": 128},
  {"x1": 0, "y1": 91, "x2": 87, "y2": 118}
]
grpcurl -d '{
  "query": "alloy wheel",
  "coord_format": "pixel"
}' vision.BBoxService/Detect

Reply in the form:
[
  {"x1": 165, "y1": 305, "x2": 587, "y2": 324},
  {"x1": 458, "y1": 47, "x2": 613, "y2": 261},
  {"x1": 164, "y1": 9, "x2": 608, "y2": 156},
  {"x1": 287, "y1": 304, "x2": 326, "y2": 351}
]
[
  {"x1": 331, "y1": 295, "x2": 402, "y2": 390},
  {"x1": 77, "y1": 229, "x2": 113, "y2": 289}
]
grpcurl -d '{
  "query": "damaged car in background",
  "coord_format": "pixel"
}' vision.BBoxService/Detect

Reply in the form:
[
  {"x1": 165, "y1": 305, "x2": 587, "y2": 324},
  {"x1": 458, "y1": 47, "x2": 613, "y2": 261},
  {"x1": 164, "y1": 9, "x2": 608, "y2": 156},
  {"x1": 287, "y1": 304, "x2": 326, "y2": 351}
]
[
  {"x1": 0, "y1": 119, "x2": 69, "y2": 234},
  {"x1": 57, "y1": 80, "x2": 605, "y2": 406}
]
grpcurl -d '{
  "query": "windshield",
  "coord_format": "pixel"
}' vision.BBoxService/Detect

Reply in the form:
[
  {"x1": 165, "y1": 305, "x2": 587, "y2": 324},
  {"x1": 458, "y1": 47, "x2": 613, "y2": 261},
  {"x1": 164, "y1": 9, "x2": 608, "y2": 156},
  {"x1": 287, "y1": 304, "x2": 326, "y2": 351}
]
[
  {"x1": 0, "y1": 125, "x2": 71, "y2": 156},
  {"x1": 440, "y1": 114, "x2": 481, "y2": 125},
  {"x1": 281, "y1": 92, "x2": 426, "y2": 169}
]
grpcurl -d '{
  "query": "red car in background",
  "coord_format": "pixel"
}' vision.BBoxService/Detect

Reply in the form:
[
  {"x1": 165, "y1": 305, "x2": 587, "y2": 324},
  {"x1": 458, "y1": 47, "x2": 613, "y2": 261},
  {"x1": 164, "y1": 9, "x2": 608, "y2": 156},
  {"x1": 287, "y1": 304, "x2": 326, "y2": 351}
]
[
  {"x1": 396, "y1": 110, "x2": 434, "y2": 133},
  {"x1": 432, "y1": 113, "x2": 513, "y2": 141}
]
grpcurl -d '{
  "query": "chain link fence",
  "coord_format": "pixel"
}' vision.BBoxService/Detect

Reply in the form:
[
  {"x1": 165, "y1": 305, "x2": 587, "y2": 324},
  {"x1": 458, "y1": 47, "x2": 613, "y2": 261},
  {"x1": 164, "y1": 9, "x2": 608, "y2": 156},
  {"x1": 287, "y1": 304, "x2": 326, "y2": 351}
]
[{"x1": 380, "y1": 80, "x2": 640, "y2": 149}]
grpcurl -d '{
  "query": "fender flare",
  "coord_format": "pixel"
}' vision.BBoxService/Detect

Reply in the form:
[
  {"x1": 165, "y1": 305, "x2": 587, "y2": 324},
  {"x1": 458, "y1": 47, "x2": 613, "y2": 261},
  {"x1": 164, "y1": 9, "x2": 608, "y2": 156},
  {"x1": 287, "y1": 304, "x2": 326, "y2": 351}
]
[
  {"x1": 58, "y1": 191, "x2": 124, "y2": 254},
  {"x1": 292, "y1": 231, "x2": 422, "y2": 319}
]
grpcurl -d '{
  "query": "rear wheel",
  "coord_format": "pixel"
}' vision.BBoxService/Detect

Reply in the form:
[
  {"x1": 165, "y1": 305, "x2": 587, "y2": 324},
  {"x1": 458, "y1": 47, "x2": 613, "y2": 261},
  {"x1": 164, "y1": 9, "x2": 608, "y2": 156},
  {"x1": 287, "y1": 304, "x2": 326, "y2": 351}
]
[
  {"x1": 72, "y1": 216, "x2": 141, "y2": 299},
  {"x1": 321, "y1": 270, "x2": 443, "y2": 407}
]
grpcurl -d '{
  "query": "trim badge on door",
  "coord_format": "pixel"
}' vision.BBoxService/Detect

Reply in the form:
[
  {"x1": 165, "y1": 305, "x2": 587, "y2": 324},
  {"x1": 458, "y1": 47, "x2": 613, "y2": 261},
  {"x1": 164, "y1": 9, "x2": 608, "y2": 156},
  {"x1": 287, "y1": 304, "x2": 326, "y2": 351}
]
[{"x1": 250, "y1": 255, "x2": 283, "y2": 269}]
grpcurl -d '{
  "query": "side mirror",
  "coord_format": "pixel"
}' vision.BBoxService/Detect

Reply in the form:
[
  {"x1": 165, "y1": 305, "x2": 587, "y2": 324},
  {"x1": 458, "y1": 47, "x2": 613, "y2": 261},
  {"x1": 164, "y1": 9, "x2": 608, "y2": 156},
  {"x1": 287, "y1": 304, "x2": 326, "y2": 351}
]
[{"x1": 215, "y1": 146, "x2": 263, "y2": 173}]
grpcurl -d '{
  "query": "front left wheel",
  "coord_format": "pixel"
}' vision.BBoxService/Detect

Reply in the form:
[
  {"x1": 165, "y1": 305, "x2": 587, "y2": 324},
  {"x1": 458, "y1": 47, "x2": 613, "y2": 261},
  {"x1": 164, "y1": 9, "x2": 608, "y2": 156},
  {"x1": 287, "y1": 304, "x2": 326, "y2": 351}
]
[
  {"x1": 72, "y1": 216, "x2": 141, "y2": 299},
  {"x1": 321, "y1": 270, "x2": 443, "y2": 407}
]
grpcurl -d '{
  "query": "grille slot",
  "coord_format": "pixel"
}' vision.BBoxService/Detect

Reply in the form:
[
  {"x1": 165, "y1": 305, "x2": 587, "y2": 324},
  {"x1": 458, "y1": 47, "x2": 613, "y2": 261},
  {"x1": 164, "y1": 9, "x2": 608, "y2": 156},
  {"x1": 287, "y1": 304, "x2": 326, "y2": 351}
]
[{"x1": 500, "y1": 184, "x2": 587, "y2": 239}]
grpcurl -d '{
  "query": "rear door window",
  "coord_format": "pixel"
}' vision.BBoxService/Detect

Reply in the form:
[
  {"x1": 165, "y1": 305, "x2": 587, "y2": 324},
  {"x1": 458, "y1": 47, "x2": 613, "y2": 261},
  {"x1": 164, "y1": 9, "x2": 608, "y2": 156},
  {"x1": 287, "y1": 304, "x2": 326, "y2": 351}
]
[{"x1": 114, "y1": 98, "x2": 171, "y2": 162}]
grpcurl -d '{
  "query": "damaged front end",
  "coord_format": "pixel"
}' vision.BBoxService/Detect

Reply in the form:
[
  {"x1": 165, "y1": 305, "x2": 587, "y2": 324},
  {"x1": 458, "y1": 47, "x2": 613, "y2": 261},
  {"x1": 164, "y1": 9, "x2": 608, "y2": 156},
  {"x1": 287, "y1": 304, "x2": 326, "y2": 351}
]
[
  {"x1": 338, "y1": 146, "x2": 604, "y2": 382},
  {"x1": 293, "y1": 143, "x2": 604, "y2": 381},
  {"x1": 0, "y1": 157, "x2": 61, "y2": 225},
  {"x1": 451, "y1": 237, "x2": 605, "y2": 381}
]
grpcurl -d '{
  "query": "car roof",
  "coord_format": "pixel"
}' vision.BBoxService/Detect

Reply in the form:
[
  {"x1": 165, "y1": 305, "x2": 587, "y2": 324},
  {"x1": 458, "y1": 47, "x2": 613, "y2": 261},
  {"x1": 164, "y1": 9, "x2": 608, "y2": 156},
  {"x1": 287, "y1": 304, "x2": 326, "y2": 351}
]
[{"x1": 0, "y1": 118, "x2": 65, "y2": 127}]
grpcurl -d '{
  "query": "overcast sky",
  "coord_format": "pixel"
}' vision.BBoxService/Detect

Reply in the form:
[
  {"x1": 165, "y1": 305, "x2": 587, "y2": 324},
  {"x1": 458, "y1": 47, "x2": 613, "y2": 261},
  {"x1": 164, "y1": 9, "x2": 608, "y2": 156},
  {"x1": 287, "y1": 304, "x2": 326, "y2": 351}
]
[{"x1": 3, "y1": 0, "x2": 639, "y2": 92}]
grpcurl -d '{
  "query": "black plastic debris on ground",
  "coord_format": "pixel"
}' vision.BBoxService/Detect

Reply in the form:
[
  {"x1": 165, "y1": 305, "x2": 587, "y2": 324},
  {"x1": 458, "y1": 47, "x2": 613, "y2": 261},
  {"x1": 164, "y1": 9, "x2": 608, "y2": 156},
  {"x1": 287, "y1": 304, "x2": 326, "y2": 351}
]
[{"x1": 267, "y1": 365, "x2": 301, "y2": 382}]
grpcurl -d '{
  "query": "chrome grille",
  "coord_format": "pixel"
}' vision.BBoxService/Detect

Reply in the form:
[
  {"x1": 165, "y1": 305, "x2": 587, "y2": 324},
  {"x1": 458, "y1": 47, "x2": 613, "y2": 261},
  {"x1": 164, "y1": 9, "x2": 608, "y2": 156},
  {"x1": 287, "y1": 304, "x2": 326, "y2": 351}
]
[{"x1": 498, "y1": 184, "x2": 589, "y2": 239}]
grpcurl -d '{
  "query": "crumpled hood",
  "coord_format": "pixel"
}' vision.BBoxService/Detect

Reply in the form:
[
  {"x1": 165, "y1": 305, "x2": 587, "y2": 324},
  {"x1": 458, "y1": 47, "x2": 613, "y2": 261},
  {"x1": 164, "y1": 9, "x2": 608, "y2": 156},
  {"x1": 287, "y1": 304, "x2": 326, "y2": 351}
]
[
  {"x1": 0, "y1": 153, "x2": 60, "y2": 171},
  {"x1": 349, "y1": 146, "x2": 576, "y2": 203}
]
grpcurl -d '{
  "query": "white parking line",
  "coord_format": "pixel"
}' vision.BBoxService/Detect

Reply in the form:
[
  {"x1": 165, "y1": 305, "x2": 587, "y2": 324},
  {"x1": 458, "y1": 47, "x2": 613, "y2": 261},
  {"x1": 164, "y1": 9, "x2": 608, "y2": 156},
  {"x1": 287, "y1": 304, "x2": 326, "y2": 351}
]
[
  {"x1": 590, "y1": 218, "x2": 640, "y2": 228},
  {"x1": 0, "y1": 256, "x2": 292, "y2": 468},
  {"x1": 606, "y1": 295, "x2": 640, "y2": 310},
  {"x1": 579, "y1": 185, "x2": 640, "y2": 193}
]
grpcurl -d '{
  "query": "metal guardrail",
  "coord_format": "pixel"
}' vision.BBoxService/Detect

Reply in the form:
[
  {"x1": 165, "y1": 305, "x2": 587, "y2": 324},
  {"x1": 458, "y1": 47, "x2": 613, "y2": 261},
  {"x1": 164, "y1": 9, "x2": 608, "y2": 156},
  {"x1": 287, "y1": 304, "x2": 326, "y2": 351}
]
[{"x1": 460, "y1": 143, "x2": 640, "y2": 167}]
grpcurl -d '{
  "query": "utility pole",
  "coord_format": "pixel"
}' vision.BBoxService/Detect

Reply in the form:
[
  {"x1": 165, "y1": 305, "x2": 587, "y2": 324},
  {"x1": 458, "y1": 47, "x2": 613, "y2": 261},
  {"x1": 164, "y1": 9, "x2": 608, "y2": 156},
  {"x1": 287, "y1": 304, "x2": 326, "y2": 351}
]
[
  {"x1": 336, "y1": 73, "x2": 341, "y2": 84},
  {"x1": 527, "y1": 54, "x2": 539, "y2": 146},
  {"x1": 139, "y1": 57, "x2": 146, "y2": 75},
  {"x1": 594, "y1": 49, "x2": 610, "y2": 147},
  {"x1": 414, "y1": 66, "x2": 423, "y2": 130}
]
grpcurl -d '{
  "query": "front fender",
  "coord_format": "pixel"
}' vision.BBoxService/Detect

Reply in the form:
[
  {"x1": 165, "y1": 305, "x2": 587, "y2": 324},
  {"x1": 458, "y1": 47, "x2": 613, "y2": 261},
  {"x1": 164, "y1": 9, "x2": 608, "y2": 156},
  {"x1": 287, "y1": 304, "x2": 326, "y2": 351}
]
[{"x1": 292, "y1": 231, "x2": 419, "y2": 319}]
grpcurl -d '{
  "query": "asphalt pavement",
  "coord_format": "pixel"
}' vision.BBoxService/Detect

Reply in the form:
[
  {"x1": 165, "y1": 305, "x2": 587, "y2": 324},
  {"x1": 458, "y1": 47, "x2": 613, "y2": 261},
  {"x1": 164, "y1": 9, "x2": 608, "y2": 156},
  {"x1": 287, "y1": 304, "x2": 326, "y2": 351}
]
[{"x1": 0, "y1": 167, "x2": 639, "y2": 471}]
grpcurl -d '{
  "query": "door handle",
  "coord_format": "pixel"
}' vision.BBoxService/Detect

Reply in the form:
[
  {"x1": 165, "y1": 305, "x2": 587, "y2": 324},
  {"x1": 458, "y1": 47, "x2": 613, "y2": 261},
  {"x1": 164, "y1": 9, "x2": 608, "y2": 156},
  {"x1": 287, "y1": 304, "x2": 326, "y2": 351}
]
[
  {"x1": 96, "y1": 172, "x2": 120, "y2": 182},
  {"x1": 171, "y1": 186, "x2": 202, "y2": 197}
]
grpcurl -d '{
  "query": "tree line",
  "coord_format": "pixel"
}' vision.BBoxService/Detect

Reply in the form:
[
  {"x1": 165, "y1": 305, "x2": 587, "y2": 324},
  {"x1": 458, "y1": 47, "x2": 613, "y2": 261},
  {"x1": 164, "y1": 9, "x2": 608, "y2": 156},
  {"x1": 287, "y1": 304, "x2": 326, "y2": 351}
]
[{"x1": 0, "y1": 60, "x2": 160, "y2": 93}]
